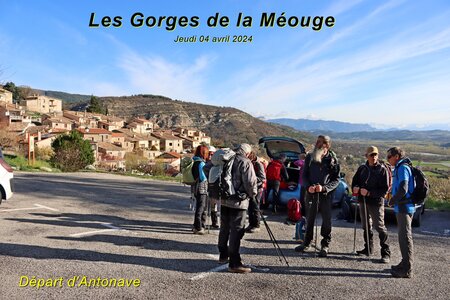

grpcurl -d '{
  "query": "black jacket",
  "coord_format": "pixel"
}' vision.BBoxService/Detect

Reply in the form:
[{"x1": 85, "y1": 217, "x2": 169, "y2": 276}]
[
  {"x1": 302, "y1": 150, "x2": 340, "y2": 194},
  {"x1": 352, "y1": 161, "x2": 390, "y2": 206}
]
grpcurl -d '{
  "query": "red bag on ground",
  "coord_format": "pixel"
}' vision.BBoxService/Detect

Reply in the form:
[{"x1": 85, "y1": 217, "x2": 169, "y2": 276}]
[{"x1": 287, "y1": 198, "x2": 302, "y2": 222}]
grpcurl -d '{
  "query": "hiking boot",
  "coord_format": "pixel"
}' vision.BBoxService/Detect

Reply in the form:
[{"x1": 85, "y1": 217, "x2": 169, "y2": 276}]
[
  {"x1": 295, "y1": 243, "x2": 310, "y2": 252},
  {"x1": 356, "y1": 247, "x2": 372, "y2": 256},
  {"x1": 211, "y1": 223, "x2": 220, "y2": 229},
  {"x1": 318, "y1": 246, "x2": 329, "y2": 257},
  {"x1": 390, "y1": 268, "x2": 412, "y2": 278},
  {"x1": 228, "y1": 264, "x2": 251, "y2": 274},
  {"x1": 245, "y1": 226, "x2": 260, "y2": 233},
  {"x1": 193, "y1": 228, "x2": 205, "y2": 235}
]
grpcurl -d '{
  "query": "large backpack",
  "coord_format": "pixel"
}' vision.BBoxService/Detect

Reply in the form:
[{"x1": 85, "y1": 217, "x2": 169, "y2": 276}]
[
  {"x1": 408, "y1": 164, "x2": 430, "y2": 205},
  {"x1": 181, "y1": 156, "x2": 196, "y2": 185},
  {"x1": 287, "y1": 198, "x2": 302, "y2": 222},
  {"x1": 210, "y1": 148, "x2": 236, "y2": 199},
  {"x1": 397, "y1": 161, "x2": 430, "y2": 205}
]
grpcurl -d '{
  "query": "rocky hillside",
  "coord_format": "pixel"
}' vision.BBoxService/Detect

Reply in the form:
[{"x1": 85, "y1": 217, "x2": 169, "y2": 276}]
[{"x1": 94, "y1": 95, "x2": 313, "y2": 146}]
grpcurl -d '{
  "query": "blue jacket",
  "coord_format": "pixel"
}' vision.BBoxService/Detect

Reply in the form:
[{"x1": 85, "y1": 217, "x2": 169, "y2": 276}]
[
  {"x1": 192, "y1": 156, "x2": 207, "y2": 182},
  {"x1": 392, "y1": 158, "x2": 415, "y2": 214}
]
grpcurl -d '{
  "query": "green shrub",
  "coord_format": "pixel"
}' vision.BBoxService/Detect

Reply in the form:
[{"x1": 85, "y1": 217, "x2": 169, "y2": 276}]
[{"x1": 51, "y1": 131, "x2": 95, "y2": 172}]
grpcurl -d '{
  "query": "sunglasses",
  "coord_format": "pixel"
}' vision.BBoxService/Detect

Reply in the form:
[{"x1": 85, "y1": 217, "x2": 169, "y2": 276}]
[
  {"x1": 369, "y1": 153, "x2": 378, "y2": 157},
  {"x1": 387, "y1": 154, "x2": 393, "y2": 159}
]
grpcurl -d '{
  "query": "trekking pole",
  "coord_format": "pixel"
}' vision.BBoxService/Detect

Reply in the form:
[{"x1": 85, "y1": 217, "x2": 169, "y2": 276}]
[
  {"x1": 260, "y1": 211, "x2": 290, "y2": 267},
  {"x1": 363, "y1": 196, "x2": 371, "y2": 260},
  {"x1": 352, "y1": 198, "x2": 358, "y2": 255},
  {"x1": 314, "y1": 190, "x2": 319, "y2": 257}
]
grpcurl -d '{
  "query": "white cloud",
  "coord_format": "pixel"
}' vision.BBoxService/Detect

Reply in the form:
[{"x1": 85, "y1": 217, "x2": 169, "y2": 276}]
[
  {"x1": 217, "y1": 4, "x2": 450, "y2": 126},
  {"x1": 117, "y1": 52, "x2": 213, "y2": 101}
]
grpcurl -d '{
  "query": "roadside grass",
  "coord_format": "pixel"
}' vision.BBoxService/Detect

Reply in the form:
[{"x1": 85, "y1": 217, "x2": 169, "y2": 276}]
[
  {"x1": 426, "y1": 197, "x2": 450, "y2": 211},
  {"x1": 4, "y1": 154, "x2": 58, "y2": 172},
  {"x1": 95, "y1": 170, "x2": 182, "y2": 183}
]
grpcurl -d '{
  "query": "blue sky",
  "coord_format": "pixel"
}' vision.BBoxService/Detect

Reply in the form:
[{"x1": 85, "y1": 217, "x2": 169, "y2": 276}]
[{"x1": 1, "y1": 0, "x2": 449, "y2": 130}]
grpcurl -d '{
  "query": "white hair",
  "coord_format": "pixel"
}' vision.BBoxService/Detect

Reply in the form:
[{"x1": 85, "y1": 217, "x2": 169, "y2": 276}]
[{"x1": 239, "y1": 143, "x2": 252, "y2": 154}]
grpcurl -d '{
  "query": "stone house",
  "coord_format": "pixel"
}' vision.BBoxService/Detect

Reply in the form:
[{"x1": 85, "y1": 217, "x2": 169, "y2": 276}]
[
  {"x1": 152, "y1": 131, "x2": 183, "y2": 153},
  {"x1": 76, "y1": 128, "x2": 112, "y2": 143},
  {"x1": 20, "y1": 95, "x2": 62, "y2": 114},
  {"x1": 0, "y1": 103, "x2": 32, "y2": 126},
  {"x1": 42, "y1": 116, "x2": 74, "y2": 131},
  {"x1": 0, "y1": 88, "x2": 13, "y2": 104}
]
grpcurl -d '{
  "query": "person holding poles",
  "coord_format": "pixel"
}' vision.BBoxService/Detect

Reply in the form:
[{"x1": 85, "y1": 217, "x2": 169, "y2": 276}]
[
  {"x1": 294, "y1": 135, "x2": 340, "y2": 257},
  {"x1": 352, "y1": 146, "x2": 391, "y2": 263}
]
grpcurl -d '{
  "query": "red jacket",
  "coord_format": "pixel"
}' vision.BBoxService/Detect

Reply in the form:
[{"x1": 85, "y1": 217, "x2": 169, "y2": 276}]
[{"x1": 266, "y1": 160, "x2": 288, "y2": 181}]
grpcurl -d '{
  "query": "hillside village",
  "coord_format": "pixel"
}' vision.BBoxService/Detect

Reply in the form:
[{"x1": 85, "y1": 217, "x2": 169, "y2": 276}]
[{"x1": 0, "y1": 88, "x2": 211, "y2": 172}]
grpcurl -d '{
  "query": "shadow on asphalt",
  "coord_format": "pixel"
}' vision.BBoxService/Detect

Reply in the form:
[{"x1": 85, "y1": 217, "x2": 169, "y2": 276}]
[
  {"x1": 7, "y1": 212, "x2": 195, "y2": 235},
  {"x1": 263, "y1": 266, "x2": 392, "y2": 278},
  {"x1": 14, "y1": 173, "x2": 192, "y2": 216},
  {"x1": 0, "y1": 242, "x2": 217, "y2": 273}
]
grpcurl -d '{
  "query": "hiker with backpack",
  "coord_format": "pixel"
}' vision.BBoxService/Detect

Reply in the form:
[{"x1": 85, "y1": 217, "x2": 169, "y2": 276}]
[
  {"x1": 352, "y1": 146, "x2": 391, "y2": 263},
  {"x1": 387, "y1": 147, "x2": 416, "y2": 278},
  {"x1": 191, "y1": 145, "x2": 209, "y2": 235},
  {"x1": 295, "y1": 135, "x2": 340, "y2": 257},
  {"x1": 266, "y1": 153, "x2": 289, "y2": 213},
  {"x1": 246, "y1": 151, "x2": 266, "y2": 233},
  {"x1": 218, "y1": 143, "x2": 257, "y2": 273}
]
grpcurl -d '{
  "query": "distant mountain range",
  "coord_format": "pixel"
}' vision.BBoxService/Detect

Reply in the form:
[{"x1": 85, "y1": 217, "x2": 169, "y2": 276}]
[
  {"x1": 27, "y1": 89, "x2": 450, "y2": 146},
  {"x1": 267, "y1": 118, "x2": 377, "y2": 132},
  {"x1": 267, "y1": 118, "x2": 450, "y2": 145}
]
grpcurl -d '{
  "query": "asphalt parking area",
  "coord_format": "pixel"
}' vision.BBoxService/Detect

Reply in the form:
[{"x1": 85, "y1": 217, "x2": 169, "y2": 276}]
[{"x1": 1, "y1": 172, "x2": 449, "y2": 300}]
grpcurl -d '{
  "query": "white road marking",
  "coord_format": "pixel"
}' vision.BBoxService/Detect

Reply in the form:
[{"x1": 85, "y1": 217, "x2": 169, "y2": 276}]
[
  {"x1": 190, "y1": 264, "x2": 228, "y2": 281},
  {"x1": 34, "y1": 204, "x2": 59, "y2": 211},
  {"x1": 189, "y1": 254, "x2": 269, "y2": 280},
  {"x1": 0, "y1": 203, "x2": 58, "y2": 212},
  {"x1": 69, "y1": 223, "x2": 124, "y2": 237}
]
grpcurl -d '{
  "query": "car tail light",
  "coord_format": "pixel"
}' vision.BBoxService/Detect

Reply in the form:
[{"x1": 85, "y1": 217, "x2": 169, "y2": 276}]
[{"x1": 0, "y1": 159, "x2": 13, "y2": 173}]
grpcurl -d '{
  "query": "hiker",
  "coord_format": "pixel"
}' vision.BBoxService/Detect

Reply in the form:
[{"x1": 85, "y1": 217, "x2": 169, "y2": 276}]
[
  {"x1": 218, "y1": 143, "x2": 257, "y2": 273},
  {"x1": 295, "y1": 135, "x2": 340, "y2": 257},
  {"x1": 387, "y1": 147, "x2": 415, "y2": 278},
  {"x1": 352, "y1": 146, "x2": 391, "y2": 263},
  {"x1": 266, "y1": 153, "x2": 289, "y2": 213},
  {"x1": 192, "y1": 145, "x2": 209, "y2": 235},
  {"x1": 246, "y1": 151, "x2": 266, "y2": 233},
  {"x1": 294, "y1": 152, "x2": 307, "y2": 217},
  {"x1": 203, "y1": 145, "x2": 219, "y2": 228}
]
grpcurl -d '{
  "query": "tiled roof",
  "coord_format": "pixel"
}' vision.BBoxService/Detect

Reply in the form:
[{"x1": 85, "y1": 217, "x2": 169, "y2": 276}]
[
  {"x1": 97, "y1": 142, "x2": 125, "y2": 151},
  {"x1": 76, "y1": 128, "x2": 111, "y2": 135}
]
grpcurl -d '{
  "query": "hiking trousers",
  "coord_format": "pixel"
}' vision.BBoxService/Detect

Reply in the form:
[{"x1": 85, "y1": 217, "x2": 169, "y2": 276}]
[
  {"x1": 359, "y1": 200, "x2": 390, "y2": 257},
  {"x1": 218, "y1": 206, "x2": 246, "y2": 267},
  {"x1": 267, "y1": 180, "x2": 281, "y2": 207},
  {"x1": 193, "y1": 193, "x2": 207, "y2": 231},
  {"x1": 248, "y1": 188, "x2": 263, "y2": 227},
  {"x1": 396, "y1": 212, "x2": 414, "y2": 272},
  {"x1": 304, "y1": 192, "x2": 332, "y2": 248}
]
